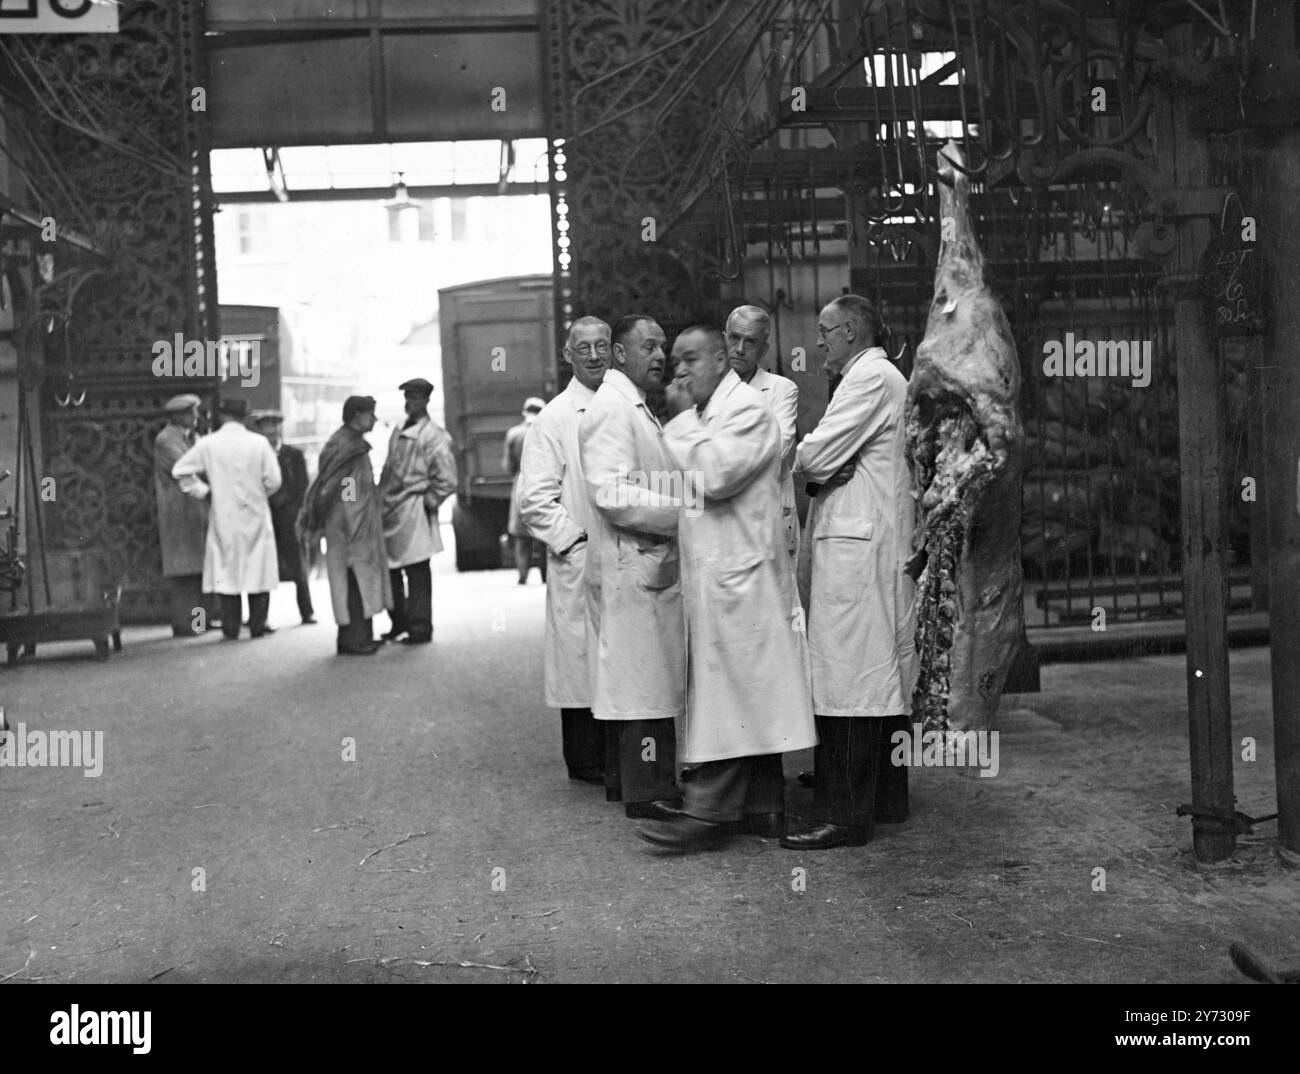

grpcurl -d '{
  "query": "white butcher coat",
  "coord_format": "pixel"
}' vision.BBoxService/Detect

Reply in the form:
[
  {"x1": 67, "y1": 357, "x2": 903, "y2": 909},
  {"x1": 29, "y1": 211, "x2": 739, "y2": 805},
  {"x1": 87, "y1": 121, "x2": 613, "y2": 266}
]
[
  {"x1": 794, "y1": 347, "x2": 917, "y2": 718},
  {"x1": 173, "y1": 421, "x2": 282, "y2": 595},
  {"x1": 662, "y1": 371, "x2": 817, "y2": 762},
  {"x1": 380, "y1": 416, "x2": 457, "y2": 569},
  {"x1": 749, "y1": 366, "x2": 800, "y2": 562},
  {"x1": 579, "y1": 367, "x2": 686, "y2": 721},
  {"x1": 518, "y1": 377, "x2": 596, "y2": 708}
]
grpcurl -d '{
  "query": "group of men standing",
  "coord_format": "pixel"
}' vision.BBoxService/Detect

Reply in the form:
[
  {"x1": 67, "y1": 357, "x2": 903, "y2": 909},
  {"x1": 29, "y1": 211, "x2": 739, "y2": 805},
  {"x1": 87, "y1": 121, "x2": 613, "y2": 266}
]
[
  {"x1": 519, "y1": 296, "x2": 918, "y2": 854},
  {"x1": 152, "y1": 380, "x2": 457, "y2": 655}
]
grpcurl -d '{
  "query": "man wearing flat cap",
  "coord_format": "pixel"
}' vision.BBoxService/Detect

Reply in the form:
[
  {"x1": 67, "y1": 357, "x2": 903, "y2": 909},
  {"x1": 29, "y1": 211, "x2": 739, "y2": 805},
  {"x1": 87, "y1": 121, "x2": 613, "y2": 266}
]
[
  {"x1": 301, "y1": 396, "x2": 391, "y2": 655},
  {"x1": 172, "y1": 396, "x2": 283, "y2": 640},
  {"x1": 378, "y1": 377, "x2": 457, "y2": 644},
  {"x1": 154, "y1": 393, "x2": 216, "y2": 636},
  {"x1": 504, "y1": 396, "x2": 547, "y2": 585},
  {"x1": 251, "y1": 409, "x2": 315, "y2": 625}
]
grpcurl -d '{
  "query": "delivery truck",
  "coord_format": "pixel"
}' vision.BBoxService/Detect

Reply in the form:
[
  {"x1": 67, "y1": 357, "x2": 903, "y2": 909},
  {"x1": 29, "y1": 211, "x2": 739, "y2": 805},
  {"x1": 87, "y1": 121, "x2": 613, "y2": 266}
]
[{"x1": 439, "y1": 275, "x2": 557, "y2": 571}]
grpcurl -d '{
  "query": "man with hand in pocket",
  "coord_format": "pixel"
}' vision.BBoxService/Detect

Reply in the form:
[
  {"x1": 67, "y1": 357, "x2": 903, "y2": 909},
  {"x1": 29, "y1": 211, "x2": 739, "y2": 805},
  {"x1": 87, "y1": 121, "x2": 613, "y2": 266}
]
[
  {"x1": 579, "y1": 314, "x2": 685, "y2": 820},
  {"x1": 634, "y1": 326, "x2": 817, "y2": 853},
  {"x1": 784, "y1": 295, "x2": 917, "y2": 851}
]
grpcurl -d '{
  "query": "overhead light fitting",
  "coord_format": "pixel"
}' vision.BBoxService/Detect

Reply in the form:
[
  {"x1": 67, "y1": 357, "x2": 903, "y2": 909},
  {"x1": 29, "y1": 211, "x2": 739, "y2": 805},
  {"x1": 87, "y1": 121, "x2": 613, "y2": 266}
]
[{"x1": 384, "y1": 172, "x2": 422, "y2": 213}]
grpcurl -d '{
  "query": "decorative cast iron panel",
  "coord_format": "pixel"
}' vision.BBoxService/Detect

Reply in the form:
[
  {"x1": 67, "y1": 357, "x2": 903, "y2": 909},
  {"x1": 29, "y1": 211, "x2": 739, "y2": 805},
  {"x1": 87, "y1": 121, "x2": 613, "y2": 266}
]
[
  {"x1": 545, "y1": 0, "x2": 728, "y2": 341},
  {"x1": 8, "y1": 0, "x2": 217, "y2": 620}
]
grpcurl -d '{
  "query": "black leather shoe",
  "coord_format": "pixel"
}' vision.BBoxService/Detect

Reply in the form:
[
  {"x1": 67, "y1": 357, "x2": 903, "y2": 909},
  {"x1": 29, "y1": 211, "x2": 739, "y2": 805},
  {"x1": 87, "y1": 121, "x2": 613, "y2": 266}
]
[
  {"x1": 780, "y1": 823, "x2": 869, "y2": 849},
  {"x1": 301, "y1": 616, "x2": 317, "y2": 625},
  {"x1": 382, "y1": 628, "x2": 408, "y2": 642},
  {"x1": 796, "y1": 770, "x2": 816, "y2": 789},
  {"x1": 250, "y1": 625, "x2": 276, "y2": 638},
  {"x1": 635, "y1": 816, "x2": 727, "y2": 853},
  {"x1": 400, "y1": 634, "x2": 433, "y2": 645},
  {"x1": 624, "y1": 799, "x2": 685, "y2": 821},
  {"x1": 727, "y1": 812, "x2": 786, "y2": 838},
  {"x1": 337, "y1": 641, "x2": 380, "y2": 655}
]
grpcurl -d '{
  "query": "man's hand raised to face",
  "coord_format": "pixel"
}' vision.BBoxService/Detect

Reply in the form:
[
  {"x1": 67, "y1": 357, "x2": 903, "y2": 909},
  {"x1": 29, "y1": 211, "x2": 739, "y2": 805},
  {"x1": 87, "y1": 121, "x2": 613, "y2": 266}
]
[{"x1": 664, "y1": 373, "x2": 693, "y2": 419}]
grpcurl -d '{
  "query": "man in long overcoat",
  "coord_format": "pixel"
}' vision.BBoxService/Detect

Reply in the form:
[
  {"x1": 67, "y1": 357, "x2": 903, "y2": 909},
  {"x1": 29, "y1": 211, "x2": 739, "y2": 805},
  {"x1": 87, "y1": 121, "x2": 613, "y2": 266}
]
[
  {"x1": 504, "y1": 396, "x2": 546, "y2": 585},
  {"x1": 578, "y1": 314, "x2": 685, "y2": 819},
  {"x1": 379, "y1": 378, "x2": 457, "y2": 644},
  {"x1": 783, "y1": 295, "x2": 917, "y2": 850},
  {"x1": 252, "y1": 409, "x2": 315, "y2": 625},
  {"x1": 172, "y1": 396, "x2": 282, "y2": 640},
  {"x1": 153, "y1": 393, "x2": 213, "y2": 636},
  {"x1": 634, "y1": 327, "x2": 817, "y2": 852},
  {"x1": 301, "y1": 395, "x2": 392, "y2": 655},
  {"x1": 518, "y1": 316, "x2": 611, "y2": 783}
]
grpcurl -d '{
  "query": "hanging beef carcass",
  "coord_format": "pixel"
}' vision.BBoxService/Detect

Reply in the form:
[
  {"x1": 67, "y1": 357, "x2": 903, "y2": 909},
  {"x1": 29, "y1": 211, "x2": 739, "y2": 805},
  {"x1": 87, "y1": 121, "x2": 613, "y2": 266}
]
[{"x1": 905, "y1": 141, "x2": 1025, "y2": 734}]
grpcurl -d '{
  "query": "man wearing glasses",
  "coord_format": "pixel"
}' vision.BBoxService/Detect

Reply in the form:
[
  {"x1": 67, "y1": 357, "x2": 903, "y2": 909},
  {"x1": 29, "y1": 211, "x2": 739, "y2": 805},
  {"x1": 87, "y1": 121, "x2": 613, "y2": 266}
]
[
  {"x1": 725, "y1": 305, "x2": 801, "y2": 569},
  {"x1": 518, "y1": 316, "x2": 612, "y2": 784},
  {"x1": 783, "y1": 295, "x2": 917, "y2": 851}
]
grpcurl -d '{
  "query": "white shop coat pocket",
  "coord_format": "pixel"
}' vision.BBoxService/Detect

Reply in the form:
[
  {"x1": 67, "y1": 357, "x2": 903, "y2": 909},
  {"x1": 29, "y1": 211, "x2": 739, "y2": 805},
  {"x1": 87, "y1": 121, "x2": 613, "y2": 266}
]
[
  {"x1": 633, "y1": 539, "x2": 678, "y2": 591},
  {"x1": 703, "y1": 556, "x2": 764, "y2": 643},
  {"x1": 814, "y1": 525, "x2": 874, "y2": 605}
]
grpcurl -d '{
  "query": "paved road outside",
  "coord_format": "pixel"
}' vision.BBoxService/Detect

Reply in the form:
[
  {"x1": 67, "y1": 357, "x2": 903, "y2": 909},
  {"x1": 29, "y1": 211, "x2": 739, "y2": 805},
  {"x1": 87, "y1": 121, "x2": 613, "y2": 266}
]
[{"x1": 1, "y1": 549, "x2": 1296, "y2": 983}]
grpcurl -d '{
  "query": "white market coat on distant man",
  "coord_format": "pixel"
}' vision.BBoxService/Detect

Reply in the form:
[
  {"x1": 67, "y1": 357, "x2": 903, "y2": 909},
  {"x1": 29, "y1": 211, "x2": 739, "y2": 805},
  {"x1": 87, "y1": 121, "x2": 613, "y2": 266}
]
[
  {"x1": 517, "y1": 376, "x2": 597, "y2": 708},
  {"x1": 172, "y1": 421, "x2": 282, "y2": 595},
  {"x1": 380, "y1": 416, "x2": 458, "y2": 568},
  {"x1": 662, "y1": 369, "x2": 817, "y2": 762}
]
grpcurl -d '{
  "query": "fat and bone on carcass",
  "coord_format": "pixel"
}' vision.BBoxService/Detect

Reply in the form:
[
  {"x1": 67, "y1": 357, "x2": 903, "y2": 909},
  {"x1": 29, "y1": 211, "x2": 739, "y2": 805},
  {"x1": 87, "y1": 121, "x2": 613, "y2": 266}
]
[{"x1": 904, "y1": 141, "x2": 1025, "y2": 735}]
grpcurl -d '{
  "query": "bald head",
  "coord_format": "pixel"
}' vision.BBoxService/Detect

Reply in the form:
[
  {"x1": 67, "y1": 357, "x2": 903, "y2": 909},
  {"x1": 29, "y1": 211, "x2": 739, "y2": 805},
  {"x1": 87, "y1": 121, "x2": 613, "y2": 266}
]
[
  {"x1": 670, "y1": 324, "x2": 729, "y2": 408},
  {"x1": 725, "y1": 304, "x2": 772, "y2": 381}
]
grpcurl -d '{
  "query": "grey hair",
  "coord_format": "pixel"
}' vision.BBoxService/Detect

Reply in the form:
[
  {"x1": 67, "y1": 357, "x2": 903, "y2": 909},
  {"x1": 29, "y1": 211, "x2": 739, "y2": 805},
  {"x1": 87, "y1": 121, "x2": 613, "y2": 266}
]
[
  {"x1": 566, "y1": 315, "x2": 611, "y2": 345},
  {"x1": 828, "y1": 295, "x2": 887, "y2": 347},
  {"x1": 726, "y1": 304, "x2": 772, "y2": 345}
]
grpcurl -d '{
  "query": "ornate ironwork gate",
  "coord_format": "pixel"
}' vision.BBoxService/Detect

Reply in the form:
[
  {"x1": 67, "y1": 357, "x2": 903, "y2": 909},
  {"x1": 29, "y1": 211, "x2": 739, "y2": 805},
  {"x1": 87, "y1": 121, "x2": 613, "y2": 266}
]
[{"x1": 0, "y1": 0, "x2": 218, "y2": 621}]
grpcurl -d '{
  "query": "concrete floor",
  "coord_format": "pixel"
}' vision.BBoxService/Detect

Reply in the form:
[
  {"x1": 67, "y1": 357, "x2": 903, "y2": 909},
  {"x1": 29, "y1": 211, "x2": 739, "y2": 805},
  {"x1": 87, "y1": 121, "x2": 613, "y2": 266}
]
[{"x1": 1, "y1": 552, "x2": 1296, "y2": 984}]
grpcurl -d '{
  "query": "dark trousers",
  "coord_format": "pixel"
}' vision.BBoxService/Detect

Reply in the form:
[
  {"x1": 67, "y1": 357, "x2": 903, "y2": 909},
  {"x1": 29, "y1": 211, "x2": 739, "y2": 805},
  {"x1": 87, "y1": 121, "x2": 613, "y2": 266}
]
[
  {"x1": 812, "y1": 713, "x2": 910, "y2": 833},
  {"x1": 337, "y1": 569, "x2": 373, "y2": 647},
  {"x1": 681, "y1": 753, "x2": 785, "y2": 823},
  {"x1": 167, "y1": 575, "x2": 217, "y2": 636},
  {"x1": 219, "y1": 592, "x2": 269, "y2": 640},
  {"x1": 389, "y1": 560, "x2": 432, "y2": 640},
  {"x1": 561, "y1": 707, "x2": 605, "y2": 779},
  {"x1": 602, "y1": 718, "x2": 678, "y2": 804},
  {"x1": 293, "y1": 576, "x2": 314, "y2": 620},
  {"x1": 512, "y1": 536, "x2": 546, "y2": 583}
]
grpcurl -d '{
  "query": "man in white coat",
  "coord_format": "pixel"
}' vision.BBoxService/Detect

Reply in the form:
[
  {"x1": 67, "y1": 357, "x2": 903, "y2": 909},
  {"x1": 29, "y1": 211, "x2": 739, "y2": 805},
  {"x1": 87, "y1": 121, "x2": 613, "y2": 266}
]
[
  {"x1": 635, "y1": 327, "x2": 818, "y2": 853},
  {"x1": 579, "y1": 314, "x2": 685, "y2": 820},
  {"x1": 724, "y1": 305, "x2": 801, "y2": 568},
  {"x1": 172, "y1": 396, "x2": 282, "y2": 640},
  {"x1": 518, "y1": 316, "x2": 611, "y2": 783},
  {"x1": 379, "y1": 377, "x2": 458, "y2": 645},
  {"x1": 782, "y1": 295, "x2": 917, "y2": 851}
]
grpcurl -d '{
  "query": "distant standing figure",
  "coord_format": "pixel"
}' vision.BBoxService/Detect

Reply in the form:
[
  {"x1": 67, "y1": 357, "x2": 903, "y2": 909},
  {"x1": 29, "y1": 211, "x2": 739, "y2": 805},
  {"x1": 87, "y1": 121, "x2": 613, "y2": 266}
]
[
  {"x1": 251, "y1": 409, "x2": 315, "y2": 626},
  {"x1": 172, "y1": 396, "x2": 282, "y2": 640},
  {"x1": 154, "y1": 394, "x2": 217, "y2": 636},
  {"x1": 301, "y1": 396, "x2": 393, "y2": 655},
  {"x1": 379, "y1": 377, "x2": 457, "y2": 644},
  {"x1": 505, "y1": 396, "x2": 547, "y2": 584}
]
